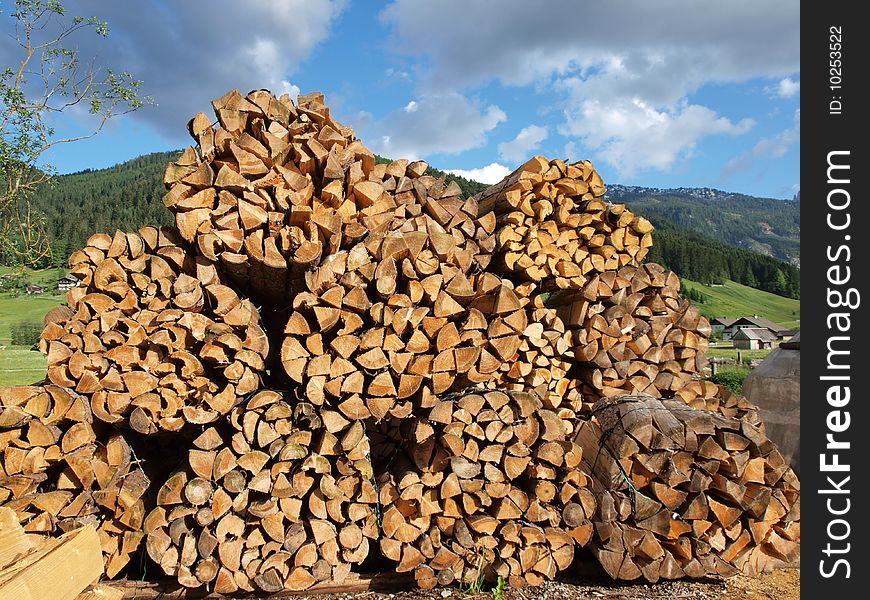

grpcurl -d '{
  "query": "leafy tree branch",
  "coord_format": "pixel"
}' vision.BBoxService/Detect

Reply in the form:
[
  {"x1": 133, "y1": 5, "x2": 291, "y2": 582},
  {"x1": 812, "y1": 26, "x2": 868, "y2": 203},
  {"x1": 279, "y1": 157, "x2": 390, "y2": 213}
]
[{"x1": 1, "y1": 0, "x2": 150, "y2": 267}]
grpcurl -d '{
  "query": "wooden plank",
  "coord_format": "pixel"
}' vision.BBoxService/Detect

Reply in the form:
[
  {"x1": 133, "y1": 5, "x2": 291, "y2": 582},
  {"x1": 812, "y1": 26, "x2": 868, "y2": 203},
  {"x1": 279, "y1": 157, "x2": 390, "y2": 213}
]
[
  {"x1": 0, "y1": 507, "x2": 36, "y2": 570},
  {"x1": 0, "y1": 525, "x2": 103, "y2": 600}
]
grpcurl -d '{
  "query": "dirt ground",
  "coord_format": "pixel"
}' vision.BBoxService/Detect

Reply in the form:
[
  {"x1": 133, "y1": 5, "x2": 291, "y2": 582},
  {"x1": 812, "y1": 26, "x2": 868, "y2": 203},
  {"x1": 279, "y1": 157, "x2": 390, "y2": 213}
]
[
  {"x1": 263, "y1": 567, "x2": 799, "y2": 600},
  {"x1": 118, "y1": 557, "x2": 800, "y2": 599}
]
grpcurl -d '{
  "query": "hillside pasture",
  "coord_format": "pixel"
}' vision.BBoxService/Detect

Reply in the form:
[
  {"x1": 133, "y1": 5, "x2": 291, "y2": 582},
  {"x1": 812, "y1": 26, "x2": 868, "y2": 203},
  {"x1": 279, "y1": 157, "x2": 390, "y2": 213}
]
[
  {"x1": 681, "y1": 279, "x2": 800, "y2": 329},
  {"x1": 0, "y1": 268, "x2": 65, "y2": 385}
]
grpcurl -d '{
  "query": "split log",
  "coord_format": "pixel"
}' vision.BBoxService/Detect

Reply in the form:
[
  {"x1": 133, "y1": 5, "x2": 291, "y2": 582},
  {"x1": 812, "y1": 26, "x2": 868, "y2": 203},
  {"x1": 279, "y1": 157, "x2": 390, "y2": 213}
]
[
  {"x1": 377, "y1": 390, "x2": 594, "y2": 589},
  {"x1": 576, "y1": 395, "x2": 799, "y2": 582},
  {"x1": 0, "y1": 385, "x2": 149, "y2": 577},
  {"x1": 144, "y1": 390, "x2": 378, "y2": 593},
  {"x1": 39, "y1": 227, "x2": 268, "y2": 434},
  {"x1": 0, "y1": 506, "x2": 38, "y2": 568}
]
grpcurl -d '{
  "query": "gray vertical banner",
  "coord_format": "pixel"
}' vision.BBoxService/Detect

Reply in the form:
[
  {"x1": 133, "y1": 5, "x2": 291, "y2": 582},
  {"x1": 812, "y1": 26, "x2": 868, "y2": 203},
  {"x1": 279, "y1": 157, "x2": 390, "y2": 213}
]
[{"x1": 803, "y1": 6, "x2": 868, "y2": 597}]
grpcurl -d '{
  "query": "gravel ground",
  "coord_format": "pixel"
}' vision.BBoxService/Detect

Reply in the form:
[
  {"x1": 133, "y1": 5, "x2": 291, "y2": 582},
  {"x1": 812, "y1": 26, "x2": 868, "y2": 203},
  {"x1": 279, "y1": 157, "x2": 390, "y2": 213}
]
[{"x1": 274, "y1": 567, "x2": 799, "y2": 600}]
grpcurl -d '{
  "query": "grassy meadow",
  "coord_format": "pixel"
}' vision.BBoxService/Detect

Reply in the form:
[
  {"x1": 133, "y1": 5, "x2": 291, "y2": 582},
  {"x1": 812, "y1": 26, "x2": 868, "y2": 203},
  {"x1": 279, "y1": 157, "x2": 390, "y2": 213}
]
[
  {"x1": 706, "y1": 347, "x2": 772, "y2": 363},
  {"x1": 0, "y1": 346, "x2": 47, "y2": 386},
  {"x1": 0, "y1": 267, "x2": 66, "y2": 385},
  {"x1": 681, "y1": 279, "x2": 800, "y2": 329}
]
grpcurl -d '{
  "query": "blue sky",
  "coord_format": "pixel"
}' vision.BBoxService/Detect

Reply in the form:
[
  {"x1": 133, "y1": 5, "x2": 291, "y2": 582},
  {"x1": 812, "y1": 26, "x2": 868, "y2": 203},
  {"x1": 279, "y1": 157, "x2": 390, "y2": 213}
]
[{"x1": 3, "y1": 0, "x2": 799, "y2": 198}]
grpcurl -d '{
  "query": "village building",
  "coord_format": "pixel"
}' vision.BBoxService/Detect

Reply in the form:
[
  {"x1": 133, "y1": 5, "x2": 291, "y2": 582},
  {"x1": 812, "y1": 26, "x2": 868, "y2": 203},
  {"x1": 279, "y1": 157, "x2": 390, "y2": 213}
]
[
  {"x1": 56, "y1": 274, "x2": 81, "y2": 292},
  {"x1": 732, "y1": 327, "x2": 778, "y2": 350}
]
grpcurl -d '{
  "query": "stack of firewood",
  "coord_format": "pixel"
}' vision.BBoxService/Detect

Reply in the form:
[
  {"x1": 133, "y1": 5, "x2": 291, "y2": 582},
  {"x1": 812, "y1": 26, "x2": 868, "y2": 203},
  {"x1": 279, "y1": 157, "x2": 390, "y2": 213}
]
[
  {"x1": 0, "y1": 385, "x2": 149, "y2": 577},
  {"x1": 143, "y1": 390, "x2": 378, "y2": 593},
  {"x1": 39, "y1": 227, "x2": 269, "y2": 434},
  {"x1": 277, "y1": 213, "x2": 502, "y2": 422},
  {"x1": 575, "y1": 396, "x2": 799, "y2": 582},
  {"x1": 377, "y1": 390, "x2": 592, "y2": 589},
  {"x1": 475, "y1": 156, "x2": 653, "y2": 289},
  {"x1": 0, "y1": 88, "x2": 799, "y2": 593},
  {"x1": 547, "y1": 263, "x2": 712, "y2": 411},
  {"x1": 162, "y1": 90, "x2": 366, "y2": 304}
]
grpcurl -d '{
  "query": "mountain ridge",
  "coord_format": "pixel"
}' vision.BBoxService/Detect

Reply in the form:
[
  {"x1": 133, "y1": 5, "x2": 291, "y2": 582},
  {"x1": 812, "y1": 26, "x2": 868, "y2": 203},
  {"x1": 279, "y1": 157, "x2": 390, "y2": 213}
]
[{"x1": 604, "y1": 184, "x2": 800, "y2": 266}]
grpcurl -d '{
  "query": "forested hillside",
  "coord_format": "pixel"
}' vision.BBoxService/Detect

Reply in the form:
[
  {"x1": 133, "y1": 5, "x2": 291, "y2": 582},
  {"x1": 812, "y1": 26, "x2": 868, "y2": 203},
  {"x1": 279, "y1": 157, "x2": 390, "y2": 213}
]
[
  {"x1": 29, "y1": 151, "x2": 175, "y2": 263},
  {"x1": 647, "y1": 221, "x2": 799, "y2": 299},
  {"x1": 10, "y1": 151, "x2": 798, "y2": 299},
  {"x1": 606, "y1": 185, "x2": 800, "y2": 266}
]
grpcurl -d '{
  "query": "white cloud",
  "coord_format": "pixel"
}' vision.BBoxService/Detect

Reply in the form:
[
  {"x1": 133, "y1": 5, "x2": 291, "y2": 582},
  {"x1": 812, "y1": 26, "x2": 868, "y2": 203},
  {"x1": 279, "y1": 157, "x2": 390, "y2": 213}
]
[
  {"x1": 562, "y1": 96, "x2": 753, "y2": 177},
  {"x1": 365, "y1": 93, "x2": 506, "y2": 160},
  {"x1": 27, "y1": 0, "x2": 348, "y2": 139},
  {"x1": 280, "y1": 81, "x2": 301, "y2": 101},
  {"x1": 447, "y1": 163, "x2": 512, "y2": 184},
  {"x1": 385, "y1": 68, "x2": 411, "y2": 80},
  {"x1": 381, "y1": 0, "x2": 796, "y2": 175},
  {"x1": 772, "y1": 77, "x2": 800, "y2": 98},
  {"x1": 381, "y1": 1, "x2": 798, "y2": 90},
  {"x1": 563, "y1": 141, "x2": 578, "y2": 162},
  {"x1": 750, "y1": 128, "x2": 799, "y2": 160},
  {"x1": 497, "y1": 125, "x2": 548, "y2": 164},
  {"x1": 723, "y1": 112, "x2": 799, "y2": 177}
]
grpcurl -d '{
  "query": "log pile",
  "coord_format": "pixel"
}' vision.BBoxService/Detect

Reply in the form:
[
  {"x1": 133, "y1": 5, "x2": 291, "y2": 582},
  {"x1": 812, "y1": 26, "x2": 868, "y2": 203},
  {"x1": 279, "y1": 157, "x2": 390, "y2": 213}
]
[
  {"x1": 377, "y1": 390, "x2": 594, "y2": 589},
  {"x1": 143, "y1": 390, "x2": 378, "y2": 594},
  {"x1": 162, "y1": 90, "x2": 355, "y2": 303},
  {"x1": 278, "y1": 212, "x2": 504, "y2": 422},
  {"x1": 547, "y1": 263, "x2": 712, "y2": 412},
  {"x1": 0, "y1": 385, "x2": 149, "y2": 576},
  {"x1": 575, "y1": 395, "x2": 799, "y2": 582},
  {"x1": 484, "y1": 285, "x2": 583, "y2": 415},
  {"x1": 0, "y1": 88, "x2": 799, "y2": 594},
  {"x1": 163, "y1": 90, "x2": 411, "y2": 304},
  {"x1": 280, "y1": 262, "x2": 577, "y2": 425},
  {"x1": 476, "y1": 156, "x2": 653, "y2": 289},
  {"x1": 39, "y1": 227, "x2": 269, "y2": 434}
]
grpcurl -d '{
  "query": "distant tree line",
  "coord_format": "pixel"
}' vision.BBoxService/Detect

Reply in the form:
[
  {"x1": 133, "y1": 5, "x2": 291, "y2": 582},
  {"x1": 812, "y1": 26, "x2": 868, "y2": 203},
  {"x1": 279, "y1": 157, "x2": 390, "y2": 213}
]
[
  {"x1": 0, "y1": 151, "x2": 175, "y2": 267},
  {"x1": 608, "y1": 188, "x2": 801, "y2": 266},
  {"x1": 646, "y1": 222, "x2": 800, "y2": 299},
  {"x1": 681, "y1": 287, "x2": 710, "y2": 304}
]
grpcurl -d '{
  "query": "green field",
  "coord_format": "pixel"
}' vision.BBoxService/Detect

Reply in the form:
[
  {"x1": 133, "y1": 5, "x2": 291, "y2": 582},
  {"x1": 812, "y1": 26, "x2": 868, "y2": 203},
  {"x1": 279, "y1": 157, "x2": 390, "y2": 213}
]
[
  {"x1": 0, "y1": 346, "x2": 47, "y2": 386},
  {"x1": 681, "y1": 279, "x2": 800, "y2": 329},
  {"x1": 706, "y1": 347, "x2": 772, "y2": 363},
  {"x1": 0, "y1": 267, "x2": 65, "y2": 385},
  {"x1": 0, "y1": 293, "x2": 66, "y2": 343}
]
